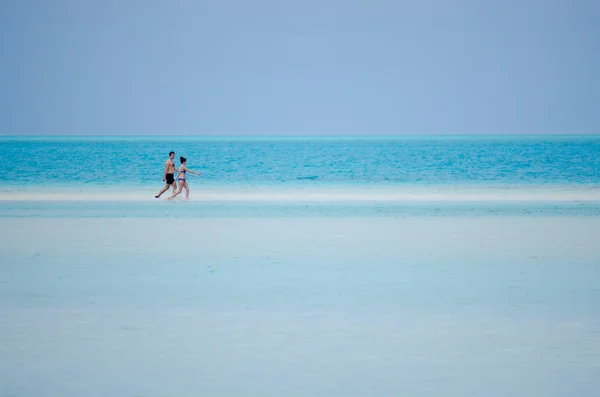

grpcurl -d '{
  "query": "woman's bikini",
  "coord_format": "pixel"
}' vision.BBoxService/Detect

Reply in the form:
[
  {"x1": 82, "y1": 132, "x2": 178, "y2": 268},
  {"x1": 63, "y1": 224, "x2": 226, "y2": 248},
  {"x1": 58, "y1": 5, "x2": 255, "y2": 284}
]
[{"x1": 178, "y1": 169, "x2": 187, "y2": 182}]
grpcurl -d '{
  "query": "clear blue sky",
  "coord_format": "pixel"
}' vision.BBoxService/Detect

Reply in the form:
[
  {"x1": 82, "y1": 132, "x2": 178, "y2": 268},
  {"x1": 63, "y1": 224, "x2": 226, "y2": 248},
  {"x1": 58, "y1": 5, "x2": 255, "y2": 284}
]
[{"x1": 1, "y1": 0, "x2": 598, "y2": 135}]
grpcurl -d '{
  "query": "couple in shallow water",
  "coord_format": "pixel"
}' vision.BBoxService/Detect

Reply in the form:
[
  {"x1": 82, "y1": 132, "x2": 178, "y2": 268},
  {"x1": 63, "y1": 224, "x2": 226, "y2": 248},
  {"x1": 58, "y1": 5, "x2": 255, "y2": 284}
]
[{"x1": 155, "y1": 151, "x2": 201, "y2": 200}]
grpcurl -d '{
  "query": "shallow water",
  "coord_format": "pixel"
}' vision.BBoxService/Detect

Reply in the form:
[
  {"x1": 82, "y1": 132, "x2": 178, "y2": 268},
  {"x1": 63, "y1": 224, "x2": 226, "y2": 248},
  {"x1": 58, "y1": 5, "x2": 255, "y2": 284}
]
[{"x1": 1, "y1": 208, "x2": 600, "y2": 396}]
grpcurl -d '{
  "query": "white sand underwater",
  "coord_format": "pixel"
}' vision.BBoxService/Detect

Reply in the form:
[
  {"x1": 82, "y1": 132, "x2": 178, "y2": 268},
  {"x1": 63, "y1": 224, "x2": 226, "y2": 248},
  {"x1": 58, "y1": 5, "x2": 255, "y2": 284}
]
[{"x1": 1, "y1": 212, "x2": 600, "y2": 396}]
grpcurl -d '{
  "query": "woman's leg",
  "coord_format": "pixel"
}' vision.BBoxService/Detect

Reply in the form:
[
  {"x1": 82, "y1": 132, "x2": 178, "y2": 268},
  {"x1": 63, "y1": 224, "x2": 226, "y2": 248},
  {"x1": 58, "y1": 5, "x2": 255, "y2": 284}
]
[
  {"x1": 184, "y1": 181, "x2": 190, "y2": 199},
  {"x1": 169, "y1": 182, "x2": 184, "y2": 199}
]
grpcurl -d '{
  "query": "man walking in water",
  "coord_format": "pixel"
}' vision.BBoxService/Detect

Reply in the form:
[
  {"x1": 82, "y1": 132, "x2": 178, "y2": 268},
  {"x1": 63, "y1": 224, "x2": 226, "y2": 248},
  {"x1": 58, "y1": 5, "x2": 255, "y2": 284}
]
[{"x1": 155, "y1": 151, "x2": 179, "y2": 198}]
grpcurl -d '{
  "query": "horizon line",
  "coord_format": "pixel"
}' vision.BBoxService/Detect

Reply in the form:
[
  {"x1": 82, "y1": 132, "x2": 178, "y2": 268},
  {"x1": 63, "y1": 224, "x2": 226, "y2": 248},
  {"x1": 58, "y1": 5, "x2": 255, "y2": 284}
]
[{"x1": 2, "y1": 133, "x2": 599, "y2": 138}]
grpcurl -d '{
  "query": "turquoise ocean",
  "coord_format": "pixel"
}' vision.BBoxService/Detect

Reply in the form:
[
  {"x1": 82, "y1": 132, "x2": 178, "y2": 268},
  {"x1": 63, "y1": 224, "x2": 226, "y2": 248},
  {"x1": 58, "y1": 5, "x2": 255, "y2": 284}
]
[
  {"x1": 1, "y1": 135, "x2": 600, "y2": 396},
  {"x1": 2, "y1": 135, "x2": 600, "y2": 188}
]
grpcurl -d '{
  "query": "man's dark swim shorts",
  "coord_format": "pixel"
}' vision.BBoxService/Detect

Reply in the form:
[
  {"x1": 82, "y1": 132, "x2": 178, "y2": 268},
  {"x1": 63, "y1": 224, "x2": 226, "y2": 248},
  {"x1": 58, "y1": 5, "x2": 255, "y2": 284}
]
[{"x1": 165, "y1": 173, "x2": 175, "y2": 185}]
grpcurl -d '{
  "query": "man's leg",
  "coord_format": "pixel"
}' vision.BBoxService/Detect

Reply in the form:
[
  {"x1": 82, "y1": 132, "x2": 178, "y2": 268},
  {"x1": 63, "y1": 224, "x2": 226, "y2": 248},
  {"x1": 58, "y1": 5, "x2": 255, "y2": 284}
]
[{"x1": 155, "y1": 183, "x2": 171, "y2": 198}]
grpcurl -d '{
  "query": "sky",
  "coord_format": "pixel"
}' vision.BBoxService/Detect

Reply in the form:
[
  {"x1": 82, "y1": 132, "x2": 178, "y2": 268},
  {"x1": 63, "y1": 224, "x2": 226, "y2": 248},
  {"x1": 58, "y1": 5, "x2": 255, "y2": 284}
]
[{"x1": 0, "y1": 0, "x2": 598, "y2": 136}]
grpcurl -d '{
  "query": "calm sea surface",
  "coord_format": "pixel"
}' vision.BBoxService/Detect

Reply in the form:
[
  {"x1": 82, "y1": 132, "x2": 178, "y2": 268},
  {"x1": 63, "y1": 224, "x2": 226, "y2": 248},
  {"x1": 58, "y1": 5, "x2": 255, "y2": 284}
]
[{"x1": 1, "y1": 135, "x2": 599, "y2": 187}]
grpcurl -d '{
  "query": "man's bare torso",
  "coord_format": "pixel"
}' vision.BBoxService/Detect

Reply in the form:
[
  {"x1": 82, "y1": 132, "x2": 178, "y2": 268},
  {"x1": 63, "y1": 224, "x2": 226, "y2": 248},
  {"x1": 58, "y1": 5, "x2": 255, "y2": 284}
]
[{"x1": 166, "y1": 159, "x2": 176, "y2": 174}]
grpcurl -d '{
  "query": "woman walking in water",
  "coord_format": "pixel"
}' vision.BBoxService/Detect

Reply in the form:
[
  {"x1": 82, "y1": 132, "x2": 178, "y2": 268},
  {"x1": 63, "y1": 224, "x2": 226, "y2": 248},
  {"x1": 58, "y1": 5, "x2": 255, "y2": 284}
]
[{"x1": 168, "y1": 156, "x2": 201, "y2": 200}]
